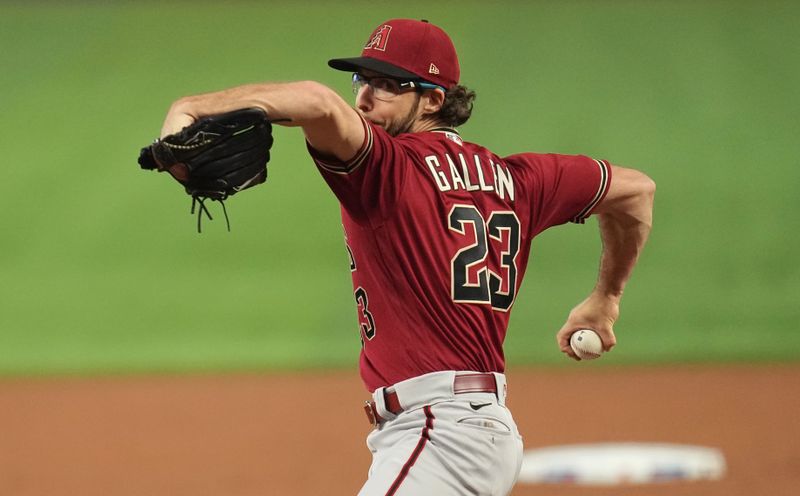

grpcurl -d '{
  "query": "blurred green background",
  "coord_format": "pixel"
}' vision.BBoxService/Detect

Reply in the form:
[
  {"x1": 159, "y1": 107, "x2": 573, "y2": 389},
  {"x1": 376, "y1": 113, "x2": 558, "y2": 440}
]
[{"x1": 1, "y1": 0, "x2": 798, "y2": 376}]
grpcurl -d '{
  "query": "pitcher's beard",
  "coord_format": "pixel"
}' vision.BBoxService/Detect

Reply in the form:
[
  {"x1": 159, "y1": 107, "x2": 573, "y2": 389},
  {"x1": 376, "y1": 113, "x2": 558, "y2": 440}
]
[{"x1": 386, "y1": 95, "x2": 421, "y2": 137}]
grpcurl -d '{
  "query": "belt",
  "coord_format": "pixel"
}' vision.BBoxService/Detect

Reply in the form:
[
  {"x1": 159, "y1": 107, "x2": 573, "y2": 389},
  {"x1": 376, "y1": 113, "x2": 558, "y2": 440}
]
[{"x1": 364, "y1": 372, "x2": 498, "y2": 426}]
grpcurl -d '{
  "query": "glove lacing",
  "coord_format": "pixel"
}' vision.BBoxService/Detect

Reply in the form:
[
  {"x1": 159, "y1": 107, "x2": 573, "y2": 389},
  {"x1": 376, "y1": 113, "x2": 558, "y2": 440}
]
[{"x1": 191, "y1": 196, "x2": 230, "y2": 233}]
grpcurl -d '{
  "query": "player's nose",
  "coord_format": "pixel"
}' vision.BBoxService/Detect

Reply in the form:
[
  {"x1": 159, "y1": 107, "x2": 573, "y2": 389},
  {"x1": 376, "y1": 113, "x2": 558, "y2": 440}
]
[{"x1": 356, "y1": 86, "x2": 373, "y2": 113}]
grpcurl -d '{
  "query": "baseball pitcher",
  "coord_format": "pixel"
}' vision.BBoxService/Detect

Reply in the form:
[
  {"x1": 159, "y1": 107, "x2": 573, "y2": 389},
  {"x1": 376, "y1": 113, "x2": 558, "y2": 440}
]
[{"x1": 147, "y1": 18, "x2": 655, "y2": 496}]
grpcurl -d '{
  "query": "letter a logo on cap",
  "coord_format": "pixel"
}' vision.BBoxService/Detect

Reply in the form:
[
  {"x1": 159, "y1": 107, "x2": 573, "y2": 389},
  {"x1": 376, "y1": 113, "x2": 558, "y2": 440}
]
[
  {"x1": 429, "y1": 63, "x2": 440, "y2": 75},
  {"x1": 365, "y1": 25, "x2": 391, "y2": 51}
]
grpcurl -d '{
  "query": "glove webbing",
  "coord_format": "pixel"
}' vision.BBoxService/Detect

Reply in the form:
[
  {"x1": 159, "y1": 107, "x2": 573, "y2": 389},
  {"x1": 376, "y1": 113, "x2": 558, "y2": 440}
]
[{"x1": 191, "y1": 196, "x2": 230, "y2": 233}]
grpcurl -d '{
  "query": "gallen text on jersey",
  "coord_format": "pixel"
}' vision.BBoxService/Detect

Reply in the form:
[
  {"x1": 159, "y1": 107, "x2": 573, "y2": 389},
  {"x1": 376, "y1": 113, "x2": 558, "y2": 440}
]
[{"x1": 424, "y1": 153, "x2": 515, "y2": 202}]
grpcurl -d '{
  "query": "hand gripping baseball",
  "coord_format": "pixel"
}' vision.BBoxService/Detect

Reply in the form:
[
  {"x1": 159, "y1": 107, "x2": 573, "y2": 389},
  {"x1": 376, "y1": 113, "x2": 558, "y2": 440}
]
[
  {"x1": 138, "y1": 108, "x2": 274, "y2": 232},
  {"x1": 557, "y1": 292, "x2": 619, "y2": 361}
]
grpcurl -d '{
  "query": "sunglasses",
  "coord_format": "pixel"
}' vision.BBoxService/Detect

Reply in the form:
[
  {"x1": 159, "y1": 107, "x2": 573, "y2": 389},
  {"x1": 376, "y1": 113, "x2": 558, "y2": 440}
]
[{"x1": 352, "y1": 73, "x2": 445, "y2": 101}]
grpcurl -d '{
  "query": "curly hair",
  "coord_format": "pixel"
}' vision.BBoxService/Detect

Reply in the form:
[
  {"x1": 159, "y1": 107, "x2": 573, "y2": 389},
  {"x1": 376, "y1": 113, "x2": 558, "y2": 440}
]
[{"x1": 438, "y1": 85, "x2": 476, "y2": 127}]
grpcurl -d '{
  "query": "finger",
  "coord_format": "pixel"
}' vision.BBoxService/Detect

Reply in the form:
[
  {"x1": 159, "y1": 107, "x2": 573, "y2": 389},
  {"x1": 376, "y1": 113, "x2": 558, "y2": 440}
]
[
  {"x1": 556, "y1": 329, "x2": 572, "y2": 352},
  {"x1": 557, "y1": 331, "x2": 581, "y2": 360},
  {"x1": 598, "y1": 328, "x2": 617, "y2": 352}
]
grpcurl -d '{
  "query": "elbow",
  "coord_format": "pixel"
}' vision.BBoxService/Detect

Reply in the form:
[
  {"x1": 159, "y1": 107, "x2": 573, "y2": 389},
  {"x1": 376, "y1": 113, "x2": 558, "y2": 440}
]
[
  {"x1": 640, "y1": 173, "x2": 656, "y2": 205},
  {"x1": 623, "y1": 168, "x2": 655, "y2": 205},
  {"x1": 599, "y1": 168, "x2": 656, "y2": 229},
  {"x1": 637, "y1": 173, "x2": 656, "y2": 229},
  {"x1": 293, "y1": 80, "x2": 331, "y2": 104},
  {"x1": 293, "y1": 81, "x2": 345, "y2": 122},
  {"x1": 643, "y1": 172, "x2": 656, "y2": 195}
]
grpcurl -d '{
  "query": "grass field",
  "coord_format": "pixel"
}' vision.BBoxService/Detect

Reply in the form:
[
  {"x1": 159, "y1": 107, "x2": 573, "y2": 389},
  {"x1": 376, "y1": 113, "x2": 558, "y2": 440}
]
[{"x1": 1, "y1": 1, "x2": 798, "y2": 375}]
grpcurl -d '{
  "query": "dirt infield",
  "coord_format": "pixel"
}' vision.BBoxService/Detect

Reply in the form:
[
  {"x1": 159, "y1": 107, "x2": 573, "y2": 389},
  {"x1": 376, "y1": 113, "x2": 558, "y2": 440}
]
[{"x1": 1, "y1": 365, "x2": 797, "y2": 495}]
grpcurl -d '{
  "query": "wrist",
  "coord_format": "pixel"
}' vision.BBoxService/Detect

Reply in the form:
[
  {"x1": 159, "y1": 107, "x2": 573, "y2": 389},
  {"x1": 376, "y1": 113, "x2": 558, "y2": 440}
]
[{"x1": 592, "y1": 285, "x2": 623, "y2": 301}]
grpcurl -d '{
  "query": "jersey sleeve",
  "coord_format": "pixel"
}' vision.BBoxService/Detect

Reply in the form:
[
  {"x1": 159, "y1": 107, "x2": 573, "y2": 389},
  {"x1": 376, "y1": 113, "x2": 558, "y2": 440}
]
[
  {"x1": 306, "y1": 116, "x2": 407, "y2": 226},
  {"x1": 506, "y1": 153, "x2": 612, "y2": 237}
]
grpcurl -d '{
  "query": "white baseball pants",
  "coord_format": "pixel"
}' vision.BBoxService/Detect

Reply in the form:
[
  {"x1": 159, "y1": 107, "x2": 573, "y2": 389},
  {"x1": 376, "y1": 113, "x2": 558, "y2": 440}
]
[{"x1": 357, "y1": 371, "x2": 523, "y2": 496}]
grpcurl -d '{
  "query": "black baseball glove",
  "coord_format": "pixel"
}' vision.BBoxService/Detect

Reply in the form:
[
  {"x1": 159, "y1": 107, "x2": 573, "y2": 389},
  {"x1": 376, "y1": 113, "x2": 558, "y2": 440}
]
[{"x1": 138, "y1": 107, "x2": 274, "y2": 231}]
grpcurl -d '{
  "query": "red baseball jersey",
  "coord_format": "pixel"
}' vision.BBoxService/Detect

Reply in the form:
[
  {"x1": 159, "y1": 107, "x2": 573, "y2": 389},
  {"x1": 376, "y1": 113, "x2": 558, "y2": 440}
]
[{"x1": 309, "y1": 117, "x2": 611, "y2": 392}]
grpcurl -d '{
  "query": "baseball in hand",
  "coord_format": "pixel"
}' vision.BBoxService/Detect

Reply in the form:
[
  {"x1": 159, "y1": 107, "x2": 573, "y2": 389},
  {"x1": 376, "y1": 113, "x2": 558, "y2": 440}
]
[{"x1": 569, "y1": 329, "x2": 603, "y2": 360}]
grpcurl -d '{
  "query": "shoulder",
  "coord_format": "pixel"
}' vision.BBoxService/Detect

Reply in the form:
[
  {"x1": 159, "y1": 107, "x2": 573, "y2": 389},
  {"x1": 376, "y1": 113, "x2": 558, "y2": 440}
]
[{"x1": 503, "y1": 152, "x2": 608, "y2": 175}]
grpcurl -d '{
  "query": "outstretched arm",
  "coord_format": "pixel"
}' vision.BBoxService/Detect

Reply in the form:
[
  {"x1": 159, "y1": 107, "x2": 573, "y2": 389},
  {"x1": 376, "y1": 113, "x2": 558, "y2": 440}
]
[
  {"x1": 159, "y1": 81, "x2": 365, "y2": 163},
  {"x1": 557, "y1": 165, "x2": 656, "y2": 360}
]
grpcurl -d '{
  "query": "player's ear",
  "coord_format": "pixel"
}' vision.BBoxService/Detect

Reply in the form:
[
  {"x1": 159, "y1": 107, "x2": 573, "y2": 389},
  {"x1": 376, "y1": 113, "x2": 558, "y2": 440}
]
[{"x1": 420, "y1": 89, "x2": 445, "y2": 115}]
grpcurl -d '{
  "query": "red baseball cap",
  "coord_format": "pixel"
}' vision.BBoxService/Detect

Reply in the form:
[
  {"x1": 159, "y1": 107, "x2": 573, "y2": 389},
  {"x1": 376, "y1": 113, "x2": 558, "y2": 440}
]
[{"x1": 328, "y1": 19, "x2": 460, "y2": 89}]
